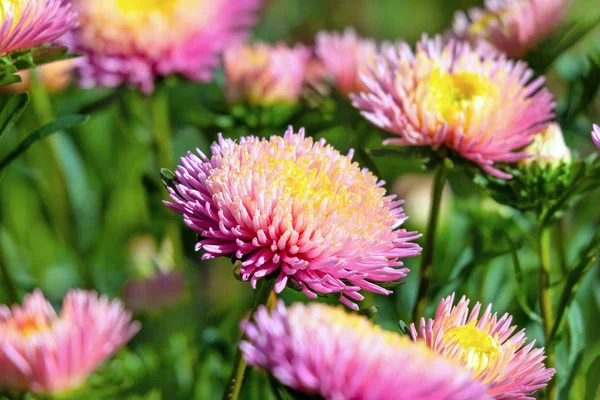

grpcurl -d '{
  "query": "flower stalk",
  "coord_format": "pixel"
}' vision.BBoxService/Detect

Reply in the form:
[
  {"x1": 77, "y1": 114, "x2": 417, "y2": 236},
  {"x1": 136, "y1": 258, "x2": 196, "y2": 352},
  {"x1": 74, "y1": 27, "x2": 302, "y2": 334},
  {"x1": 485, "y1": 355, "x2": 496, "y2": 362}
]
[
  {"x1": 414, "y1": 163, "x2": 447, "y2": 321},
  {"x1": 537, "y1": 226, "x2": 555, "y2": 400},
  {"x1": 223, "y1": 278, "x2": 276, "y2": 400}
]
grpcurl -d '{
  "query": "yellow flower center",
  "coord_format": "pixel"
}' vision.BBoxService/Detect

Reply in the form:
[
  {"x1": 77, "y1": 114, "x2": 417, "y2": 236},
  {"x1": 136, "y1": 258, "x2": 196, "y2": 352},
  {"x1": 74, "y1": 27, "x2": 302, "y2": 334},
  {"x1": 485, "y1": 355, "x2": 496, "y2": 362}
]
[
  {"x1": 427, "y1": 69, "x2": 495, "y2": 127},
  {"x1": 5, "y1": 314, "x2": 51, "y2": 337},
  {"x1": 443, "y1": 322, "x2": 502, "y2": 375},
  {"x1": 114, "y1": 0, "x2": 175, "y2": 14},
  {"x1": 0, "y1": 0, "x2": 26, "y2": 25}
]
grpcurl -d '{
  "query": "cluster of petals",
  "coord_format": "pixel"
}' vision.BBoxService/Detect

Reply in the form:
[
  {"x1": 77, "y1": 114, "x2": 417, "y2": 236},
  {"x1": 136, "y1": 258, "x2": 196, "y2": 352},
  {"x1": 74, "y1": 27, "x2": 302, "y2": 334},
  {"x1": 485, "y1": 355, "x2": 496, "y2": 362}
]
[
  {"x1": 592, "y1": 124, "x2": 600, "y2": 149},
  {"x1": 315, "y1": 28, "x2": 379, "y2": 95},
  {"x1": 351, "y1": 35, "x2": 555, "y2": 179},
  {"x1": 64, "y1": 0, "x2": 263, "y2": 93},
  {"x1": 164, "y1": 127, "x2": 421, "y2": 309},
  {"x1": 224, "y1": 41, "x2": 311, "y2": 105},
  {"x1": 520, "y1": 122, "x2": 571, "y2": 166},
  {"x1": 0, "y1": 0, "x2": 77, "y2": 56},
  {"x1": 241, "y1": 301, "x2": 489, "y2": 400},
  {"x1": 0, "y1": 289, "x2": 140, "y2": 394},
  {"x1": 453, "y1": 0, "x2": 572, "y2": 58},
  {"x1": 410, "y1": 293, "x2": 555, "y2": 399}
]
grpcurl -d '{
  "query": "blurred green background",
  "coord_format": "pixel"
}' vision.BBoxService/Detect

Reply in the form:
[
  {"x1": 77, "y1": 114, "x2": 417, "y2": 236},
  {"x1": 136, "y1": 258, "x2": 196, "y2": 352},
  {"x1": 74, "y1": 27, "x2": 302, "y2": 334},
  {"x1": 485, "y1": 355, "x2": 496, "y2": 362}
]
[{"x1": 1, "y1": 0, "x2": 599, "y2": 399}]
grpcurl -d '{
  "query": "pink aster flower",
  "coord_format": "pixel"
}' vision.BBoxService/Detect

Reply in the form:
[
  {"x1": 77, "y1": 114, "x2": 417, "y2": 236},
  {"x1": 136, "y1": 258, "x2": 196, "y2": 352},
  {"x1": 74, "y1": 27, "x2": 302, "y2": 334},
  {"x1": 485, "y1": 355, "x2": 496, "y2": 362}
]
[
  {"x1": 453, "y1": 0, "x2": 572, "y2": 58},
  {"x1": 351, "y1": 35, "x2": 555, "y2": 179},
  {"x1": 592, "y1": 124, "x2": 600, "y2": 149},
  {"x1": 65, "y1": 0, "x2": 263, "y2": 94},
  {"x1": 223, "y1": 42, "x2": 311, "y2": 105},
  {"x1": 410, "y1": 293, "x2": 555, "y2": 399},
  {"x1": 241, "y1": 301, "x2": 489, "y2": 400},
  {"x1": 315, "y1": 28, "x2": 379, "y2": 95},
  {"x1": 164, "y1": 127, "x2": 421, "y2": 309},
  {"x1": 0, "y1": 0, "x2": 77, "y2": 56},
  {"x1": 0, "y1": 289, "x2": 140, "y2": 394}
]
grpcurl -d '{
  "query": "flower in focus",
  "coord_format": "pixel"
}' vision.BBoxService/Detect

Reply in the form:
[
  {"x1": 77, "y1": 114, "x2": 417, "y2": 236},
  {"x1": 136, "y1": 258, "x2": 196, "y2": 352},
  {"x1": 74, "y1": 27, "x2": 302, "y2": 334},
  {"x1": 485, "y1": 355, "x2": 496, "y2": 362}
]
[
  {"x1": 65, "y1": 0, "x2": 263, "y2": 93},
  {"x1": 241, "y1": 301, "x2": 488, "y2": 400},
  {"x1": 315, "y1": 28, "x2": 378, "y2": 95},
  {"x1": 410, "y1": 293, "x2": 555, "y2": 399},
  {"x1": 0, "y1": 289, "x2": 140, "y2": 394},
  {"x1": 224, "y1": 42, "x2": 311, "y2": 105},
  {"x1": 453, "y1": 0, "x2": 572, "y2": 58},
  {"x1": 520, "y1": 123, "x2": 571, "y2": 166},
  {"x1": 164, "y1": 127, "x2": 421, "y2": 309},
  {"x1": 351, "y1": 35, "x2": 555, "y2": 179},
  {"x1": 592, "y1": 124, "x2": 600, "y2": 149},
  {"x1": 0, "y1": 0, "x2": 77, "y2": 56}
]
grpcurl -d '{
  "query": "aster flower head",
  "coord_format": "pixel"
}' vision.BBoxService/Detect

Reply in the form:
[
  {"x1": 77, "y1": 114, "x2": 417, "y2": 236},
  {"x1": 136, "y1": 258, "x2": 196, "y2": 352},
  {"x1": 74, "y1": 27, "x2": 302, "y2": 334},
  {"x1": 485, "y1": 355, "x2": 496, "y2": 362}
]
[
  {"x1": 0, "y1": 0, "x2": 77, "y2": 56},
  {"x1": 164, "y1": 127, "x2": 421, "y2": 309},
  {"x1": 242, "y1": 301, "x2": 489, "y2": 400},
  {"x1": 410, "y1": 293, "x2": 555, "y2": 399},
  {"x1": 224, "y1": 42, "x2": 311, "y2": 105},
  {"x1": 593, "y1": 124, "x2": 600, "y2": 149},
  {"x1": 0, "y1": 289, "x2": 140, "y2": 394},
  {"x1": 315, "y1": 28, "x2": 379, "y2": 95},
  {"x1": 453, "y1": 0, "x2": 572, "y2": 58},
  {"x1": 520, "y1": 122, "x2": 571, "y2": 166},
  {"x1": 66, "y1": 0, "x2": 262, "y2": 93},
  {"x1": 351, "y1": 35, "x2": 555, "y2": 179}
]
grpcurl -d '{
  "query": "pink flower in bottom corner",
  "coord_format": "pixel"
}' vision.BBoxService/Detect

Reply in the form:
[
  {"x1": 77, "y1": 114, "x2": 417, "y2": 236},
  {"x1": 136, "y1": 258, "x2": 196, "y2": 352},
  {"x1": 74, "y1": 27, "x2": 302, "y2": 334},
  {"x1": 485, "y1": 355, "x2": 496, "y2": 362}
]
[
  {"x1": 0, "y1": 289, "x2": 140, "y2": 394},
  {"x1": 164, "y1": 127, "x2": 422, "y2": 310},
  {"x1": 410, "y1": 293, "x2": 555, "y2": 399},
  {"x1": 241, "y1": 301, "x2": 489, "y2": 400},
  {"x1": 592, "y1": 124, "x2": 600, "y2": 149}
]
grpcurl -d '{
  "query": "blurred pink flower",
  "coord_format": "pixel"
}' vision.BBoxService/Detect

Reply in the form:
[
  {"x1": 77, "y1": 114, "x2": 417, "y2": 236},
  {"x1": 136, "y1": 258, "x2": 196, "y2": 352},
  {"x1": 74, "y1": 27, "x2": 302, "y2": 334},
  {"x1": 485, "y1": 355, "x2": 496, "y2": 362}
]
[
  {"x1": 351, "y1": 35, "x2": 555, "y2": 179},
  {"x1": 164, "y1": 127, "x2": 421, "y2": 310},
  {"x1": 123, "y1": 271, "x2": 186, "y2": 313},
  {"x1": 315, "y1": 28, "x2": 378, "y2": 95},
  {"x1": 224, "y1": 42, "x2": 311, "y2": 105},
  {"x1": 65, "y1": 0, "x2": 262, "y2": 93},
  {"x1": 453, "y1": 0, "x2": 572, "y2": 58},
  {"x1": 0, "y1": 0, "x2": 77, "y2": 56},
  {"x1": 0, "y1": 289, "x2": 140, "y2": 394},
  {"x1": 411, "y1": 293, "x2": 555, "y2": 399},
  {"x1": 592, "y1": 124, "x2": 600, "y2": 149},
  {"x1": 242, "y1": 301, "x2": 489, "y2": 400}
]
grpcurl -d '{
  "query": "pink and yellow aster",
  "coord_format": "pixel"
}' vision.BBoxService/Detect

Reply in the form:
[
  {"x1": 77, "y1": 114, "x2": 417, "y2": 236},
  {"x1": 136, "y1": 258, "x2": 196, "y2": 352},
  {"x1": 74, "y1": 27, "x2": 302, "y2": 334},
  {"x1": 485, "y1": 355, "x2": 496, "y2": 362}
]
[
  {"x1": 315, "y1": 28, "x2": 379, "y2": 96},
  {"x1": 223, "y1": 42, "x2": 311, "y2": 105},
  {"x1": 351, "y1": 35, "x2": 555, "y2": 179},
  {"x1": 241, "y1": 301, "x2": 489, "y2": 400},
  {"x1": 0, "y1": 0, "x2": 77, "y2": 56},
  {"x1": 0, "y1": 289, "x2": 140, "y2": 394},
  {"x1": 164, "y1": 127, "x2": 421, "y2": 309},
  {"x1": 453, "y1": 0, "x2": 572, "y2": 58},
  {"x1": 410, "y1": 293, "x2": 555, "y2": 399},
  {"x1": 592, "y1": 124, "x2": 600, "y2": 149},
  {"x1": 65, "y1": 0, "x2": 263, "y2": 93}
]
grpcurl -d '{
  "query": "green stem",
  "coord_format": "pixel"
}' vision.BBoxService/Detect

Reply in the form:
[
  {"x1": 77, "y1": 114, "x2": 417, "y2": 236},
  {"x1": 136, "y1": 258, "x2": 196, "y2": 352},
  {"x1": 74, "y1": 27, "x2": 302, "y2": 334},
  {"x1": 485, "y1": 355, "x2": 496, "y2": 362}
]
[
  {"x1": 413, "y1": 164, "x2": 447, "y2": 321},
  {"x1": 222, "y1": 279, "x2": 276, "y2": 400},
  {"x1": 538, "y1": 226, "x2": 555, "y2": 400},
  {"x1": 151, "y1": 85, "x2": 185, "y2": 269},
  {"x1": 0, "y1": 262, "x2": 19, "y2": 304},
  {"x1": 555, "y1": 219, "x2": 568, "y2": 278}
]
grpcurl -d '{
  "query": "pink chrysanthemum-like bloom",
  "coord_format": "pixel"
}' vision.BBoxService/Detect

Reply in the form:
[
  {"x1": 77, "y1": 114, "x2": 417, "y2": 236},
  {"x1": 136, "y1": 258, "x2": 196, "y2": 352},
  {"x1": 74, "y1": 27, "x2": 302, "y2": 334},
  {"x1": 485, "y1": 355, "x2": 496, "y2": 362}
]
[
  {"x1": 0, "y1": 0, "x2": 77, "y2": 56},
  {"x1": 351, "y1": 35, "x2": 555, "y2": 179},
  {"x1": 410, "y1": 293, "x2": 555, "y2": 399},
  {"x1": 0, "y1": 289, "x2": 140, "y2": 394},
  {"x1": 315, "y1": 28, "x2": 379, "y2": 95},
  {"x1": 242, "y1": 301, "x2": 489, "y2": 400},
  {"x1": 592, "y1": 124, "x2": 600, "y2": 149},
  {"x1": 453, "y1": 0, "x2": 572, "y2": 58},
  {"x1": 224, "y1": 42, "x2": 311, "y2": 105},
  {"x1": 164, "y1": 127, "x2": 421, "y2": 309},
  {"x1": 65, "y1": 0, "x2": 262, "y2": 93}
]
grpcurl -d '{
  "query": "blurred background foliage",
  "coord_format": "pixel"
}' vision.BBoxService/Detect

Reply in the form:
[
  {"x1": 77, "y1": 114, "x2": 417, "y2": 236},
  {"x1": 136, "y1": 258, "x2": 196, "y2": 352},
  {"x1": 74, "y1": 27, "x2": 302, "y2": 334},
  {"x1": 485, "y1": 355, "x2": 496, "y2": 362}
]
[{"x1": 1, "y1": 0, "x2": 599, "y2": 399}]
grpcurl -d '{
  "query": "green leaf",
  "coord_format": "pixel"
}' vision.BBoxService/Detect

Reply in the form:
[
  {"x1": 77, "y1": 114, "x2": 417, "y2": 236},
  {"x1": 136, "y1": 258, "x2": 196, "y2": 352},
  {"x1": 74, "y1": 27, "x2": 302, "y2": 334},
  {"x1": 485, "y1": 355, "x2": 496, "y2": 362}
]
[
  {"x1": 558, "y1": 301, "x2": 585, "y2": 399},
  {"x1": 0, "y1": 114, "x2": 90, "y2": 172},
  {"x1": 0, "y1": 93, "x2": 29, "y2": 146},
  {"x1": 0, "y1": 65, "x2": 22, "y2": 86}
]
